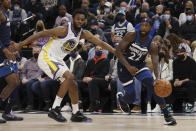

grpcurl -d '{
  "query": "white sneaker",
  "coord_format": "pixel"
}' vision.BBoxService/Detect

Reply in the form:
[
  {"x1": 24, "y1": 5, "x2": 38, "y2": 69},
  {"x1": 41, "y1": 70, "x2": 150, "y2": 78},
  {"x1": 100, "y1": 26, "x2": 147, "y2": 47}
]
[
  {"x1": 61, "y1": 105, "x2": 72, "y2": 112},
  {"x1": 147, "y1": 103, "x2": 151, "y2": 113},
  {"x1": 151, "y1": 104, "x2": 161, "y2": 113}
]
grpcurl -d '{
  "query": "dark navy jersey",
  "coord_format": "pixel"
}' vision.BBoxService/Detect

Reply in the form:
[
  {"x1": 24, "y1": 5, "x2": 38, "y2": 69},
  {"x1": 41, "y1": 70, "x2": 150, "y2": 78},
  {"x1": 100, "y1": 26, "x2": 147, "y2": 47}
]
[
  {"x1": 0, "y1": 9, "x2": 11, "y2": 63},
  {"x1": 118, "y1": 30, "x2": 153, "y2": 70},
  {"x1": 114, "y1": 21, "x2": 128, "y2": 38}
]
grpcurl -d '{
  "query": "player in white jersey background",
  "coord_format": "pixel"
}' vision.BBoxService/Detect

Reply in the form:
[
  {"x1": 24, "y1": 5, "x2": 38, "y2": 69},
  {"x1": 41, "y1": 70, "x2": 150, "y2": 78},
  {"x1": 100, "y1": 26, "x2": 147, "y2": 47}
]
[{"x1": 11, "y1": 9, "x2": 115, "y2": 123}]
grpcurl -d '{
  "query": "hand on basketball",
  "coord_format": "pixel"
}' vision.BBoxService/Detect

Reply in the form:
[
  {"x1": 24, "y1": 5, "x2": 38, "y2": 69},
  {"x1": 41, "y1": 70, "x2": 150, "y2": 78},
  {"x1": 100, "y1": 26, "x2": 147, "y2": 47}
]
[{"x1": 127, "y1": 66, "x2": 138, "y2": 76}]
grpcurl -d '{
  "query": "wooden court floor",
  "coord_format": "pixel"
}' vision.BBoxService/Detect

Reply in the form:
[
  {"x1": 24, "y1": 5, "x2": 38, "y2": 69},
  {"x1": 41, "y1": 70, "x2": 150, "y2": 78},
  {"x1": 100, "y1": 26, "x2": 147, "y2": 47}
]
[{"x1": 0, "y1": 112, "x2": 196, "y2": 131}]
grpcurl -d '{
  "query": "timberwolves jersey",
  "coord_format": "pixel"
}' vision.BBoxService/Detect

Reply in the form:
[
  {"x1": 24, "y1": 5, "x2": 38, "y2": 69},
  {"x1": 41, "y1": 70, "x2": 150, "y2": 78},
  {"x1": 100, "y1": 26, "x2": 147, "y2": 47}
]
[
  {"x1": 118, "y1": 30, "x2": 153, "y2": 85},
  {"x1": 0, "y1": 9, "x2": 11, "y2": 63},
  {"x1": 114, "y1": 21, "x2": 129, "y2": 38},
  {"x1": 125, "y1": 30, "x2": 153, "y2": 69}
]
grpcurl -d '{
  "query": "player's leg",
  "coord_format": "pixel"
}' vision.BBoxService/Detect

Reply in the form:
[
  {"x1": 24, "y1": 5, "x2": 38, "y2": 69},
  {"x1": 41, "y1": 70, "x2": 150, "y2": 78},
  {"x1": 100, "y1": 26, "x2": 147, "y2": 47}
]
[
  {"x1": 117, "y1": 68, "x2": 135, "y2": 113},
  {"x1": 0, "y1": 73, "x2": 19, "y2": 100},
  {"x1": 137, "y1": 70, "x2": 177, "y2": 125},
  {"x1": 0, "y1": 78, "x2": 6, "y2": 124},
  {"x1": 38, "y1": 55, "x2": 91, "y2": 122},
  {"x1": 0, "y1": 66, "x2": 23, "y2": 122},
  {"x1": 37, "y1": 52, "x2": 67, "y2": 122},
  {"x1": 48, "y1": 73, "x2": 71, "y2": 122},
  {"x1": 2, "y1": 89, "x2": 23, "y2": 121},
  {"x1": 62, "y1": 72, "x2": 91, "y2": 122}
]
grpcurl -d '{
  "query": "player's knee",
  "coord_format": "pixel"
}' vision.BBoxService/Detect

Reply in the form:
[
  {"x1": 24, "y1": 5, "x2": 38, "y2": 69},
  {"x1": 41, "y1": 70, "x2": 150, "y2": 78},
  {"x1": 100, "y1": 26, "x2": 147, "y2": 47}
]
[
  {"x1": 14, "y1": 79, "x2": 20, "y2": 87},
  {"x1": 63, "y1": 71, "x2": 75, "y2": 80},
  {"x1": 142, "y1": 77, "x2": 154, "y2": 87}
]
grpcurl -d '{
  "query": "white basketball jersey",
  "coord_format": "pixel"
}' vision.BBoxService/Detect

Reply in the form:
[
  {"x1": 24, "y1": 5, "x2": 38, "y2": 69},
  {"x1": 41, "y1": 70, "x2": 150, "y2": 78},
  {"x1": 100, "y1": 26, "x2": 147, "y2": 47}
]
[{"x1": 42, "y1": 22, "x2": 83, "y2": 60}]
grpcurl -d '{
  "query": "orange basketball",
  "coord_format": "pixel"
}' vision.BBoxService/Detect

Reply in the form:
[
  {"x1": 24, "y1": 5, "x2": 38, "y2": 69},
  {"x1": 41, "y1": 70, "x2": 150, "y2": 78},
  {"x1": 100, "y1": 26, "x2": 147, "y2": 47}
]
[{"x1": 154, "y1": 79, "x2": 172, "y2": 98}]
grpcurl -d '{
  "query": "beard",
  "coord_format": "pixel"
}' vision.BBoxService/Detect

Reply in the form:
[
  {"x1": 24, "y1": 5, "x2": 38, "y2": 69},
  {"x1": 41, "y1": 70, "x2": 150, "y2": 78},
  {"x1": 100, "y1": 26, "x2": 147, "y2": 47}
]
[
  {"x1": 73, "y1": 22, "x2": 82, "y2": 32},
  {"x1": 139, "y1": 30, "x2": 149, "y2": 37}
]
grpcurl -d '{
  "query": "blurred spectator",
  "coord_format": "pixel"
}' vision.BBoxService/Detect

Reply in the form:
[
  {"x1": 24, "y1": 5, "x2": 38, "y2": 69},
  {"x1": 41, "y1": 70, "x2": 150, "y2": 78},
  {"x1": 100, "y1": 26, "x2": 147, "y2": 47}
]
[
  {"x1": 152, "y1": 4, "x2": 164, "y2": 34},
  {"x1": 172, "y1": 46, "x2": 196, "y2": 113},
  {"x1": 135, "y1": 9, "x2": 150, "y2": 26},
  {"x1": 54, "y1": 5, "x2": 72, "y2": 27},
  {"x1": 166, "y1": 0, "x2": 184, "y2": 18},
  {"x1": 119, "y1": 1, "x2": 128, "y2": 12},
  {"x1": 111, "y1": 9, "x2": 135, "y2": 42},
  {"x1": 102, "y1": 1, "x2": 115, "y2": 31},
  {"x1": 15, "y1": 51, "x2": 27, "y2": 72},
  {"x1": 158, "y1": 8, "x2": 180, "y2": 39},
  {"x1": 179, "y1": 10, "x2": 196, "y2": 44},
  {"x1": 65, "y1": 50, "x2": 86, "y2": 84},
  {"x1": 179, "y1": 0, "x2": 195, "y2": 26},
  {"x1": 83, "y1": 45, "x2": 110, "y2": 112},
  {"x1": 20, "y1": 46, "x2": 43, "y2": 110},
  {"x1": 152, "y1": 35, "x2": 165, "y2": 47},
  {"x1": 96, "y1": 0, "x2": 106, "y2": 15},
  {"x1": 89, "y1": 19, "x2": 108, "y2": 43},
  {"x1": 80, "y1": 0, "x2": 96, "y2": 28},
  {"x1": 9, "y1": 1, "x2": 27, "y2": 22},
  {"x1": 9, "y1": 1, "x2": 27, "y2": 42},
  {"x1": 81, "y1": 0, "x2": 96, "y2": 14},
  {"x1": 32, "y1": 20, "x2": 50, "y2": 47},
  {"x1": 141, "y1": 2, "x2": 154, "y2": 18},
  {"x1": 166, "y1": 33, "x2": 192, "y2": 58},
  {"x1": 126, "y1": 0, "x2": 142, "y2": 24},
  {"x1": 87, "y1": 34, "x2": 108, "y2": 61},
  {"x1": 158, "y1": 46, "x2": 173, "y2": 81},
  {"x1": 150, "y1": 0, "x2": 167, "y2": 13},
  {"x1": 191, "y1": 41, "x2": 196, "y2": 61},
  {"x1": 25, "y1": 0, "x2": 45, "y2": 20}
]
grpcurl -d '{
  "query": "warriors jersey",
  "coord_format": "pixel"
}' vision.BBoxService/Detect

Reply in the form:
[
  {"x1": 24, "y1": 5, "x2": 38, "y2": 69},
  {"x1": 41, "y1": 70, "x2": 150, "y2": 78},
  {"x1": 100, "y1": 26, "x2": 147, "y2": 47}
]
[
  {"x1": 38, "y1": 22, "x2": 83, "y2": 82},
  {"x1": 42, "y1": 22, "x2": 83, "y2": 60}
]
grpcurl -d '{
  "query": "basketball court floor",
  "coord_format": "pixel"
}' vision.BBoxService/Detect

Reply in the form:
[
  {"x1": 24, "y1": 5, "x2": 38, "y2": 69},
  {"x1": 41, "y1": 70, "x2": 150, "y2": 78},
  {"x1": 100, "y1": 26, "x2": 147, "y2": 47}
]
[{"x1": 0, "y1": 112, "x2": 196, "y2": 131}]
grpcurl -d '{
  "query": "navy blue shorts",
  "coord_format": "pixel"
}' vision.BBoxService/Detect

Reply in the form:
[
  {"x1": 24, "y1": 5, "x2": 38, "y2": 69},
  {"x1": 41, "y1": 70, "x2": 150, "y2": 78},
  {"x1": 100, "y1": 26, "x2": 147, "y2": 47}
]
[
  {"x1": 118, "y1": 64, "x2": 153, "y2": 87},
  {"x1": 0, "y1": 64, "x2": 18, "y2": 78}
]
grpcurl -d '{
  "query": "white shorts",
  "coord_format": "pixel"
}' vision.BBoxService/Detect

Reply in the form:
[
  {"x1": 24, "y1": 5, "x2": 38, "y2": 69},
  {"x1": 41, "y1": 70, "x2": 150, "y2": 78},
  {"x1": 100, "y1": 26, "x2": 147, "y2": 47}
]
[{"x1": 38, "y1": 50, "x2": 69, "y2": 82}]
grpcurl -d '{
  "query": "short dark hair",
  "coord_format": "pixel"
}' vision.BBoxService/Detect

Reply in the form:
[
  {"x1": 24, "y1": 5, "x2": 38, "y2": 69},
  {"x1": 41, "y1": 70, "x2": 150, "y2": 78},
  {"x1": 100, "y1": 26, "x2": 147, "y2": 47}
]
[
  {"x1": 164, "y1": 8, "x2": 171, "y2": 14},
  {"x1": 73, "y1": 9, "x2": 87, "y2": 18}
]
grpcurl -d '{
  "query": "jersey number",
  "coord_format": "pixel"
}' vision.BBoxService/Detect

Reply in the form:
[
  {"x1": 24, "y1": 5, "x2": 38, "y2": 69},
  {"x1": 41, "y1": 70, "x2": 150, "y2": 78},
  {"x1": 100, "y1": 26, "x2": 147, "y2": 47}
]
[{"x1": 128, "y1": 52, "x2": 142, "y2": 61}]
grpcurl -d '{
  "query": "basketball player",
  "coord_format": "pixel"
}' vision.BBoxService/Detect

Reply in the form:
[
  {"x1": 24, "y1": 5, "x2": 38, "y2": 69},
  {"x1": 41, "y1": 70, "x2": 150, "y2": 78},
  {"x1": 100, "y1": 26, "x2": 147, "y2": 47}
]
[
  {"x1": 115, "y1": 18, "x2": 177, "y2": 125},
  {"x1": 0, "y1": 0, "x2": 23, "y2": 123},
  {"x1": 12, "y1": 9, "x2": 115, "y2": 122}
]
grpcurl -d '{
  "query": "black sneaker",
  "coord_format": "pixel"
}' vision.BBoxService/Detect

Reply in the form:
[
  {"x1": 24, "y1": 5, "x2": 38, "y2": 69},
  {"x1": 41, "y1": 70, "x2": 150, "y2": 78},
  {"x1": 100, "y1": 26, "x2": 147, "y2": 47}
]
[
  {"x1": 164, "y1": 114, "x2": 177, "y2": 126},
  {"x1": 2, "y1": 113, "x2": 23, "y2": 121},
  {"x1": 71, "y1": 111, "x2": 92, "y2": 122},
  {"x1": 48, "y1": 106, "x2": 67, "y2": 122},
  {"x1": 0, "y1": 118, "x2": 6, "y2": 123},
  {"x1": 117, "y1": 92, "x2": 131, "y2": 113}
]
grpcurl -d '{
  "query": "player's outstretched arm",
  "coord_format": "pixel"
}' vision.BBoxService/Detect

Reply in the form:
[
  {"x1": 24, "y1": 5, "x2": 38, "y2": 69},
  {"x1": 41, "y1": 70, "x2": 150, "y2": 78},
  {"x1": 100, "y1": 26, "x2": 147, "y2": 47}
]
[
  {"x1": 82, "y1": 30, "x2": 115, "y2": 54},
  {"x1": 149, "y1": 41, "x2": 160, "y2": 80},
  {"x1": 115, "y1": 32, "x2": 138, "y2": 76},
  {"x1": 17, "y1": 26, "x2": 68, "y2": 50}
]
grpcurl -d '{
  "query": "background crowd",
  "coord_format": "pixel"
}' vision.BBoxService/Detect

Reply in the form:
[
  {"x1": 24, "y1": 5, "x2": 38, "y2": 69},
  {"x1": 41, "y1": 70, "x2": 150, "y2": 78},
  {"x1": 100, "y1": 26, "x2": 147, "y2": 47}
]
[{"x1": 1, "y1": 0, "x2": 196, "y2": 114}]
